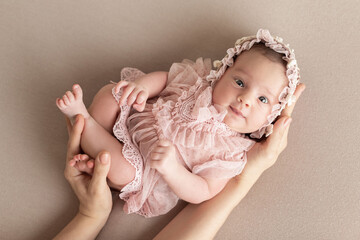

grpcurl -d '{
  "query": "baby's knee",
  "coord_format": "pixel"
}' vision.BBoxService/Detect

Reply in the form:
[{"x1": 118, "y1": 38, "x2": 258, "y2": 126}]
[
  {"x1": 107, "y1": 161, "x2": 136, "y2": 189},
  {"x1": 96, "y1": 83, "x2": 116, "y2": 99},
  {"x1": 89, "y1": 83, "x2": 119, "y2": 117}
]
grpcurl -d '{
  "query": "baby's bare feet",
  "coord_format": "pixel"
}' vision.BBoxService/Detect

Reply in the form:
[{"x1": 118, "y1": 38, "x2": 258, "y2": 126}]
[
  {"x1": 69, "y1": 154, "x2": 95, "y2": 175},
  {"x1": 56, "y1": 84, "x2": 90, "y2": 124}
]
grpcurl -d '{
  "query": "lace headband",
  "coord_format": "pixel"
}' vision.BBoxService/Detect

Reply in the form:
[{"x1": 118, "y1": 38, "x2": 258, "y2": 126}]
[{"x1": 206, "y1": 29, "x2": 300, "y2": 138}]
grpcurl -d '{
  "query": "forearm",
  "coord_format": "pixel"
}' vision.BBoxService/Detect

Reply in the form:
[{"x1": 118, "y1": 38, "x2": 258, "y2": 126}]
[
  {"x1": 154, "y1": 167, "x2": 264, "y2": 240},
  {"x1": 54, "y1": 212, "x2": 108, "y2": 240},
  {"x1": 135, "y1": 71, "x2": 168, "y2": 98},
  {"x1": 162, "y1": 165, "x2": 211, "y2": 204}
]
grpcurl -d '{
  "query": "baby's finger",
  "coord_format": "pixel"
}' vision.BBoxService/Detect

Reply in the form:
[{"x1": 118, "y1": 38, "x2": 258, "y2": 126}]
[
  {"x1": 115, "y1": 81, "x2": 129, "y2": 94},
  {"x1": 127, "y1": 88, "x2": 142, "y2": 106},
  {"x1": 281, "y1": 83, "x2": 306, "y2": 118},
  {"x1": 134, "y1": 100, "x2": 147, "y2": 112},
  {"x1": 136, "y1": 91, "x2": 148, "y2": 105},
  {"x1": 158, "y1": 139, "x2": 172, "y2": 147},
  {"x1": 149, "y1": 159, "x2": 163, "y2": 170},
  {"x1": 152, "y1": 146, "x2": 167, "y2": 154},
  {"x1": 150, "y1": 152, "x2": 164, "y2": 160},
  {"x1": 133, "y1": 103, "x2": 144, "y2": 112},
  {"x1": 149, "y1": 159, "x2": 157, "y2": 169},
  {"x1": 119, "y1": 84, "x2": 136, "y2": 106}
]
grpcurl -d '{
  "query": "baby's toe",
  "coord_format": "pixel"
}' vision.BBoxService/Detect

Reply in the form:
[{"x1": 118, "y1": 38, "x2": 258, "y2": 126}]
[
  {"x1": 66, "y1": 91, "x2": 75, "y2": 102},
  {"x1": 62, "y1": 95, "x2": 70, "y2": 105},
  {"x1": 80, "y1": 154, "x2": 90, "y2": 161},
  {"x1": 72, "y1": 84, "x2": 83, "y2": 100},
  {"x1": 86, "y1": 159, "x2": 95, "y2": 168},
  {"x1": 56, "y1": 98, "x2": 65, "y2": 109},
  {"x1": 75, "y1": 161, "x2": 93, "y2": 175}
]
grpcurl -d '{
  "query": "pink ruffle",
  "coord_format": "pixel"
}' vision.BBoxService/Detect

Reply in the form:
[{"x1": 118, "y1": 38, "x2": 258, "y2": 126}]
[{"x1": 111, "y1": 58, "x2": 255, "y2": 217}]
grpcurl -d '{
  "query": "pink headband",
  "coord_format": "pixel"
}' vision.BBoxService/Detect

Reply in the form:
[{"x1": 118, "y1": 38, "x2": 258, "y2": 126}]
[{"x1": 206, "y1": 29, "x2": 301, "y2": 138}]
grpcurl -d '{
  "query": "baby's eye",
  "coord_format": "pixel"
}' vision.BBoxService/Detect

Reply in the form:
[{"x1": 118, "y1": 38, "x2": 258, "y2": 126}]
[
  {"x1": 235, "y1": 79, "x2": 244, "y2": 87},
  {"x1": 259, "y1": 96, "x2": 268, "y2": 104}
]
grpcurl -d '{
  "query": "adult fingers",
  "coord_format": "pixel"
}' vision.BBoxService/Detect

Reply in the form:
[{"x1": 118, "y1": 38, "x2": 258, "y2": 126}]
[
  {"x1": 281, "y1": 83, "x2": 306, "y2": 118},
  {"x1": 65, "y1": 116, "x2": 72, "y2": 136},
  {"x1": 264, "y1": 116, "x2": 292, "y2": 155},
  {"x1": 66, "y1": 114, "x2": 85, "y2": 159},
  {"x1": 264, "y1": 83, "x2": 305, "y2": 156},
  {"x1": 64, "y1": 158, "x2": 82, "y2": 186},
  {"x1": 89, "y1": 151, "x2": 111, "y2": 190}
]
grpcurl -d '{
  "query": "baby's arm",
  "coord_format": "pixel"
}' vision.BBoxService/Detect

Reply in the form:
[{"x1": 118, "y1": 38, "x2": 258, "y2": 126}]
[
  {"x1": 150, "y1": 139, "x2": 229, "y2": 204},
  {"x1": 162, "y1": 165, "x2": 229, "y2": 204},
  {"x1": 115, "y1": 71, "x2": 168, "y2": 111},
  {"x1": 134, "y1": 71, "x2": 168, "y2": 98}
]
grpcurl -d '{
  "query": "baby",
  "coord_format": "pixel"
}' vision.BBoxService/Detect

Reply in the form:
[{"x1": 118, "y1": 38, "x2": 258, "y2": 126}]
[{"x1": 56, "y1": 29, "x2": 300, "y2": 217}]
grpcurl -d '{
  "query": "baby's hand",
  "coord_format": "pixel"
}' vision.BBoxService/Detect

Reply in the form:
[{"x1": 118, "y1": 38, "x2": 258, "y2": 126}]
[
  {"x1": 115, "y1": 80, "x2": 149, "y2": 112},
  {"x1": 150, "y1": 139, "x2": 179, "y2": 176}
]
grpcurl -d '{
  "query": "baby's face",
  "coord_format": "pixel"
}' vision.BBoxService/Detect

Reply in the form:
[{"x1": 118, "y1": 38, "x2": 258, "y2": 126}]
[{"x1": 212, "y1": 49, "x2": 287, "y2": 134}]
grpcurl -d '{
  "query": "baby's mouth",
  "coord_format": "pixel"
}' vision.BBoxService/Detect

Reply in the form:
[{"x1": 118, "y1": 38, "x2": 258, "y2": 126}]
[{"x1": 230, "y1": 106, "x2": 245, "y2": 118}]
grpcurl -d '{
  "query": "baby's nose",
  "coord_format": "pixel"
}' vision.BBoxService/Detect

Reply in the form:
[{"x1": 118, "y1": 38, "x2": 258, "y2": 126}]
[{"x1": 237, "y1": 95, "x2": 251, "y2": 107}]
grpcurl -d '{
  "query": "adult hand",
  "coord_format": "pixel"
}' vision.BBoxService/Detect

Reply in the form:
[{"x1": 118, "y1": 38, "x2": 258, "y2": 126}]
[
  {"x1": 64, "y1": 114, "x2": 113, "y2": 221},
  {"x1": 243, "y1": 83, "x2": 306, "y2": 176},
  {"x1": 55, "y1": 114, "x2": 113, "y2": 239}
]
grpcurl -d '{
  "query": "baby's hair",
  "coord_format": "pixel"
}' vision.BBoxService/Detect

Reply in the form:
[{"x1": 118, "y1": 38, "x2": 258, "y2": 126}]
[{"x1": 233, "y1": 41, "x2": 287, "y2": 68}]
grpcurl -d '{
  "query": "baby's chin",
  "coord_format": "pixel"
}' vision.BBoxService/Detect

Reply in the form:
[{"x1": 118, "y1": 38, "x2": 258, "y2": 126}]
[{"x1": 223, "y1": 117, "x2": 260, "y2": 134}]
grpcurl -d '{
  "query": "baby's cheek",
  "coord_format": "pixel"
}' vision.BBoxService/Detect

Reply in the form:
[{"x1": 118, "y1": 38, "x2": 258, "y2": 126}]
[{"x1": 257, "y1": 108, "x2": 272, "y2": 127}]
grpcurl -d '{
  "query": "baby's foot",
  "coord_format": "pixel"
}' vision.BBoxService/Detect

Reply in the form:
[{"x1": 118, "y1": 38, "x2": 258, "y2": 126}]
[
  {"x1": 56, "y1": 84, "x2": 90, "y2": 124},
  {"x1": 69, "y1": 154, "x2": 95, "y2": 175}
]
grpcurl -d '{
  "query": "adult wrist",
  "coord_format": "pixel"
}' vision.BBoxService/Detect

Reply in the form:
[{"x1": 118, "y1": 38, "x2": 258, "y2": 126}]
[
  {"x1": 78, "y1": 210, "x2": 110, "y2": 226},
  {"x1": 238, "y1": 165, "x2": 264, "y2": 183}
]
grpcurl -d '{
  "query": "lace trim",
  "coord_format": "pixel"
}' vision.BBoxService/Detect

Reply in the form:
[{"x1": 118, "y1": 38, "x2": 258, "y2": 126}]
[
  {"x1": 111, "y1": 68, "x2": 146, "y2": 199},
  {"x1": 171, "y1": 79, "x2": 242, "y2": 137}
]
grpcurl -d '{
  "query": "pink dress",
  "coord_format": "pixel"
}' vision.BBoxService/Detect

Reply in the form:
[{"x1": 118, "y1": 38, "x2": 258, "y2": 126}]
[{"x1": 111, "y1": 58, "x2": 255, "y2": 217}]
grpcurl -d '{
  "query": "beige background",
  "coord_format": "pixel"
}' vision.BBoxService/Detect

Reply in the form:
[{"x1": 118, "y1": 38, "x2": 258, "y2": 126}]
[{"x1": 1, "y1": 0, "x2": 359, "y2": 239}]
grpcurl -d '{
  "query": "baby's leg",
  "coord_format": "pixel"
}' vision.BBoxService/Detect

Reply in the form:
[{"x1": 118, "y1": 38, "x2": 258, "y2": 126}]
[
  {"x1": 88, "y1": 84, "x2": 120, "y2": 134},
  {"x1": 56, "y1": 84, "x2": 135, "y2": 190}
]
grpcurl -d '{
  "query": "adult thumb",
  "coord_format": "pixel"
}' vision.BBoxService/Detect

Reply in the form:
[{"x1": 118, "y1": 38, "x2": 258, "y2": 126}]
[{"x1": 91, "y1": 151, "x2": 111, "y2": 187}]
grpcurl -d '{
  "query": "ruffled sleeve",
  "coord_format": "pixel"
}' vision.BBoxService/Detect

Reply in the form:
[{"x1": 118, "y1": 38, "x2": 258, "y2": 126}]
[
  {"x1": 191, "y1": 151, "x2": 247, "y2": 179},
  {"x1": 160, "y1": 58, "x2": 212, "y2": 98}
]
